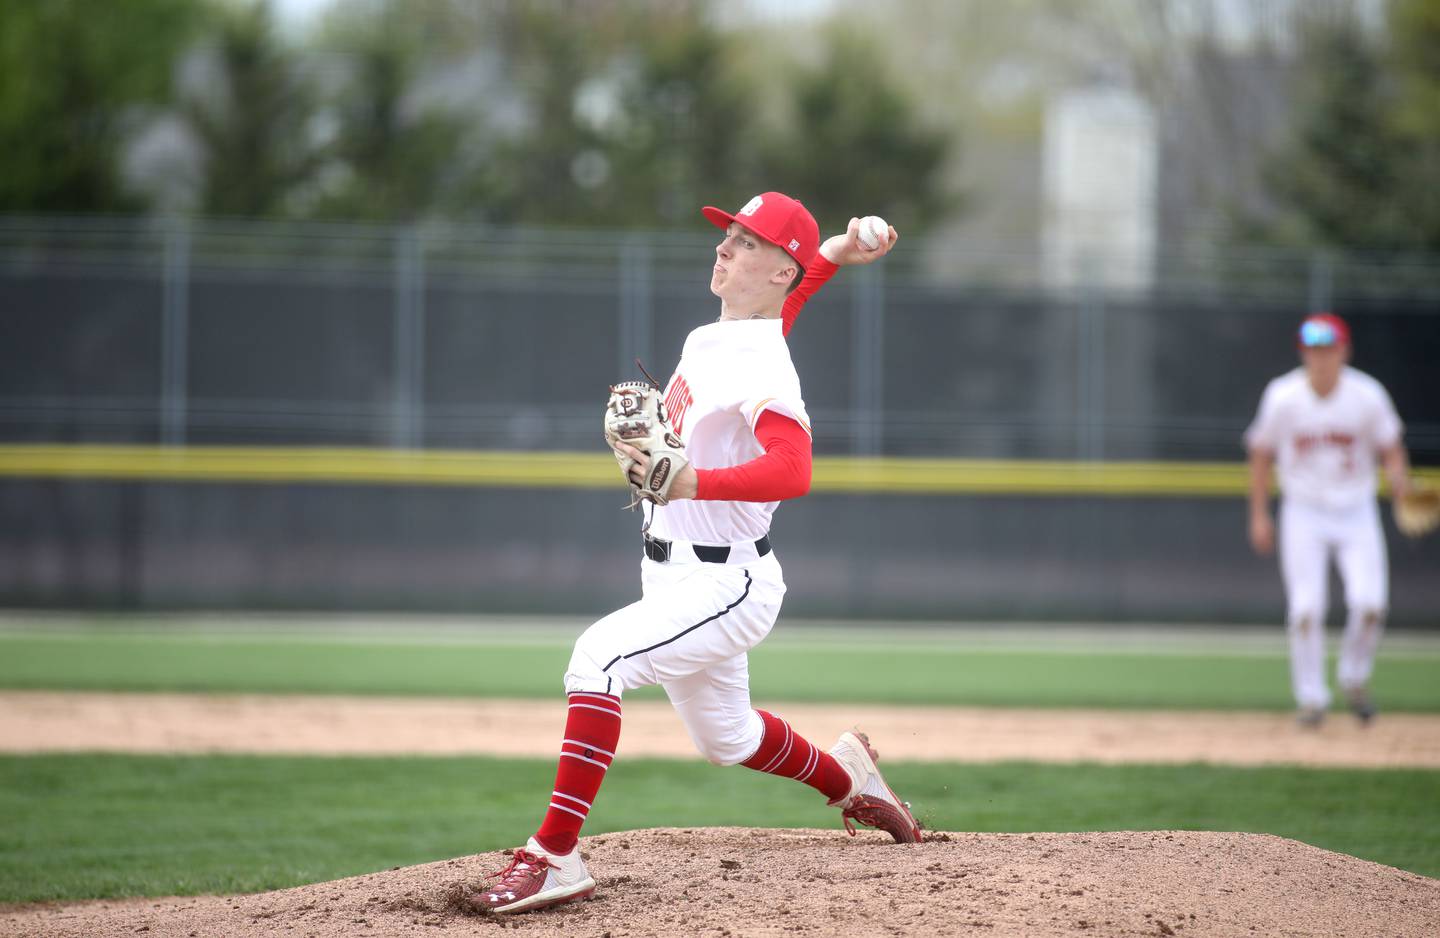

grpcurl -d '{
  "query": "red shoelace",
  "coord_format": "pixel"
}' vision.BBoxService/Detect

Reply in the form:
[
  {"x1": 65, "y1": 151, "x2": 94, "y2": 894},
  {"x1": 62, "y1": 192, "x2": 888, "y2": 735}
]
[
  {"x1": 841, "y1": 795, "x2": 915, "y2": 838},
  {"x1": 487, "y1": 850, "x2": 556, "y2": 895}
]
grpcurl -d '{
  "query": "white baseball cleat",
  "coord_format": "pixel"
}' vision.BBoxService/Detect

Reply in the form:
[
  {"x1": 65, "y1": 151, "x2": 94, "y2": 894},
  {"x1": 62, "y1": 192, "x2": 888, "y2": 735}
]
[
  {"x1": 828, "y1": 730, "x2": 924, "y2": 844},
  {"x1": 469, "y1": 837, "x2": 596, "y2": 915}
]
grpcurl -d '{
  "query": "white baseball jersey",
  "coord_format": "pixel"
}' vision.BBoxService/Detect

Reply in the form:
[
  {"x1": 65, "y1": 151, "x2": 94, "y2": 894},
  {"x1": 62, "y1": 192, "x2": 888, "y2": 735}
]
[
  {"x1": 564, "y1": 315, "x2": 812, "y2": 765},
  {"x1": 1244, "y1": 365, "x2": 1403, "y2": 511},
  {"x1": 649, "y1": 317, "x2": 812, "y2": 545}
]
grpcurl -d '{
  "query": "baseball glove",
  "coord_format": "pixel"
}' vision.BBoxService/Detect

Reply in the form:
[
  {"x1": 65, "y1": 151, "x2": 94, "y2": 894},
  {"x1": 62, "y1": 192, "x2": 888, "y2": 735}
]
[
  {"x1": 603, "y1": 379, "x2": 689, "y2": 510},
  {"x1": 1394, "y1": 483, "x2": 1440, "y2": 538}
]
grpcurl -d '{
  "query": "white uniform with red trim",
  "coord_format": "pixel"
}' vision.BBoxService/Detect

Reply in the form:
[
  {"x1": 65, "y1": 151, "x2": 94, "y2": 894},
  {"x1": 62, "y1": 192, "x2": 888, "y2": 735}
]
[
  {"x1": 1244, "y1": 365, "x2": 1404, "y2": 710},
  {"x1": 565, "y1": 316, "x2": 811, "y2": 765}
]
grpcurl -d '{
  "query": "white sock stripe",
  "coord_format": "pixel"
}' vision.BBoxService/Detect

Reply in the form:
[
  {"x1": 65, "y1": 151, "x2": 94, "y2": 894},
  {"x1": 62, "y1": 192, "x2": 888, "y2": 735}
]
[
  {"x1": 776, "y1": 726, "x2": 797, "y2": 771},
  {"x1": 558, "y1": 746, "x2": 612, "y2": 768},
  {"x1": 560, "y1": 751, "x2": 612, "y2": 770},
  {"x1": 568, "y1": 693, "x2": 622, "y2": 711},
  {"x1": 795, "y1": 744, "x2": 820, "y2": 783},
  {"x1": 758, "y1": 722, "x2": 792, "y2": 774},
  {"x1": 568, "y1": 702, "x2": 624, "y2": 718},
  {"x1": 547, "y1": 801, "x2": 588, "y2": 820},
  {"x1": 759, "y1": 722, "x2": 791, "y2": 772},
  {"x1": 561, "y1": 739, "x2": 616, "y2": 759},
  {"x1": 551, "y1": 791, "x2": 593, "y2": 809}
]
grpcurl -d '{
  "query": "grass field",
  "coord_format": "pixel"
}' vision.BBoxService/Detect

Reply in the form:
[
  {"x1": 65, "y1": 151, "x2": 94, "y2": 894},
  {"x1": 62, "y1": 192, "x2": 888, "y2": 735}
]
[
  {"x1": 1, "y1": 616, "x2": 1437, "y2": 904},
  {"x1": 2, "y1": 754, "x2": 1437, "y2": 903},
  {"x1": 2, "y1": 619, "x2": 1438, "y2": 710}
]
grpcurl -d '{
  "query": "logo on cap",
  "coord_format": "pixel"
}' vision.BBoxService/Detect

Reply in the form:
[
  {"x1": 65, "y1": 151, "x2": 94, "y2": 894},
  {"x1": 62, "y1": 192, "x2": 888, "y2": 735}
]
[
  {"x1": 788, "y1": 238, "x2": 800, "y2": 252},
  {"x1": 739, "y1": 195, "x2": 763, "y2": 216}
]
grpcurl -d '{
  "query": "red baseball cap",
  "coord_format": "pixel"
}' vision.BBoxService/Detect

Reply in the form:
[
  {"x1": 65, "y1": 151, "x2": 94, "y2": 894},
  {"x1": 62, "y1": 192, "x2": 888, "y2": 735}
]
[
  {"x1": 1297, "y1": 312, "x2": 1351, "y2": 348},
  {"x1": 701, "y1": 192, "x2": 820, "y2": 269}
]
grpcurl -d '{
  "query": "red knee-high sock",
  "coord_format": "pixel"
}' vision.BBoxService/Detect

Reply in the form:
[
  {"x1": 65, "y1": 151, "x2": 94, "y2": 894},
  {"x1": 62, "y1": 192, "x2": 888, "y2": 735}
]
[
  {"x1": 741, "y1": 709, "x2": 852, "y2": 803},
  {"x1": 534, "y1": 692, "x2": 622, "y2": 856}
]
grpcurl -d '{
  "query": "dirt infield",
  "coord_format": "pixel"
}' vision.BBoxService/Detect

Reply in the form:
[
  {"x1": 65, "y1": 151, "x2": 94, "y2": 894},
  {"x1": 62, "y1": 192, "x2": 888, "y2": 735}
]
[
  {"x1": 4, "y1": 690, "x2": 1439, "y2": 767},
  {"x1": 4, "y1": 828, "x2": 1436, "y2": 938}
]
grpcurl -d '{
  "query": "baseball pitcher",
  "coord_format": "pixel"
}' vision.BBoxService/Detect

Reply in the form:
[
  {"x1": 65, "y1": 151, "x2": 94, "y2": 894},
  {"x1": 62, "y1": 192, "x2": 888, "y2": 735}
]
[{"x1": 469, "y1": 193, "x2": 916, "y2": 915}]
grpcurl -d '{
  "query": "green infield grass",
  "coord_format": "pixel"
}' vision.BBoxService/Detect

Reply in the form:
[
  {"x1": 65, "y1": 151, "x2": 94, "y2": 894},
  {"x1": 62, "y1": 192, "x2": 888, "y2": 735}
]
[
  {"x1": 1, "y1": 624, "x2": 1438, "y2": 710},
  {"x1": 0, "y1": 754, "x2": 1435, "y2": 902}
]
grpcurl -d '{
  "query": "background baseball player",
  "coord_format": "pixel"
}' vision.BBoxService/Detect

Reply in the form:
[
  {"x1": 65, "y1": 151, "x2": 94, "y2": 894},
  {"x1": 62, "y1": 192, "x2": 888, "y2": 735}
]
[
  {"x1": 472, "y1": 193, "x2": 916, "y2": 915},
  {"x1": 1245, "y1": 312, "x2": 1413, "y2": 727}
]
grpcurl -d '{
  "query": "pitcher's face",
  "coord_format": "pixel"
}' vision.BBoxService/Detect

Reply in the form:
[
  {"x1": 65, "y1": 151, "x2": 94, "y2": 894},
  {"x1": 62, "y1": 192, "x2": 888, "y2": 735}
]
[{"x1": 710, "y1": 223, "x2": 797, "y2": 305}]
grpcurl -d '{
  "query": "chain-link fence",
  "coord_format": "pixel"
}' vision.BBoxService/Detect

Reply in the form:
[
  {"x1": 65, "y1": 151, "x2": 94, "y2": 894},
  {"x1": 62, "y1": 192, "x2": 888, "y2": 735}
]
[
  {"x1": 4, "y1": 214, "x2": 1438, "y2": 458},
  {"x1": 3, "y1": 215, "x2": 1438, "y2": 621}
]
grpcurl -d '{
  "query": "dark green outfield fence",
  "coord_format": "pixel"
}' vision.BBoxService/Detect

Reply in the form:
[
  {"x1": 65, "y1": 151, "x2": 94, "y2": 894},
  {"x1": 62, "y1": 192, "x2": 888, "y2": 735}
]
[
  {"x1": 5, "y1": 477, "x2": 1439, "y2": 624},
  {"x1": 3, "y1": 216, "x2": 1438, "y2": 622}
]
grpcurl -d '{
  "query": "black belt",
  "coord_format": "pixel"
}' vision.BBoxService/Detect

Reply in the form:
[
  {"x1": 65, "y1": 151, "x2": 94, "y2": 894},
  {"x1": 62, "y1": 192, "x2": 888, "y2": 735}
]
[{"x1": 644, "y1": 533, "x2": 771, "y2": 564}]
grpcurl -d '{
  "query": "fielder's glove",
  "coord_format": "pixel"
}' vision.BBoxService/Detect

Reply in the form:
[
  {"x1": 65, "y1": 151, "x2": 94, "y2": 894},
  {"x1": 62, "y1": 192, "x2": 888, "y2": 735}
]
[
  {"x1": 1394, "y1": 483, "x2": 1440, "y2": 538},
  {"x1": 603, "y1": 380, "x2": 689, "y2": 510}
]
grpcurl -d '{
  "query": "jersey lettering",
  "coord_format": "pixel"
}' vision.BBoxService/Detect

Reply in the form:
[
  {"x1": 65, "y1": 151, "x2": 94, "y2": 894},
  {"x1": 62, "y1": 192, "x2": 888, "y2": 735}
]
[
  {"x1": 1293, "y1": 430, "x2": 1358, "y2": 474},
  {"x1": 665, "y1": 374, "x2": 695, "y2": 437},
  {"x1": 1293, "y1": 431, "x2": 1357, "y2": 454}
]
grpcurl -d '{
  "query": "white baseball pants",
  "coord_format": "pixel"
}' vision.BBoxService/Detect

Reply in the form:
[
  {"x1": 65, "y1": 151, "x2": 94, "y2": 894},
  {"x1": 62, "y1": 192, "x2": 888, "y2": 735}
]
[
  {"x1": 564, "y1": 547, "x2": 786, "y2": 766},
  {"x1": 1278, "y1": 497, "x2": 1388, "y2": 710}
]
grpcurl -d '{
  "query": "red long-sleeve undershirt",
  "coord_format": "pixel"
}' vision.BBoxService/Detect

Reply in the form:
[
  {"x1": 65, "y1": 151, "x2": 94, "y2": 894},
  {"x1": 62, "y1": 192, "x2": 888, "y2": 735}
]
[
  {"x1": 781, "y1": 255, "x2": 839, "y2": 336},
  {"x1": 694, "y1": 409, "x2": 812, "y2": 502}
]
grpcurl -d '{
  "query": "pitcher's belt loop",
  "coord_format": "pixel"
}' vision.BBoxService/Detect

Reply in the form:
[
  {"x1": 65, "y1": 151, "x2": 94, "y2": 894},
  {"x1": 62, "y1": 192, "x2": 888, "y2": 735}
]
[{"x1": 643, "y1": 533, "x2": 771, "y2": 564}]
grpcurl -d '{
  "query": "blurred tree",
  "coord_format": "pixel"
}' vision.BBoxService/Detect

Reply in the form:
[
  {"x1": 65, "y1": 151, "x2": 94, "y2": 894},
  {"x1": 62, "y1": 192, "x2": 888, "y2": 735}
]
[
  {"x1": 476, "y1": 2, "x2": 611, "y2": 225},
  {"x1": 477, "y1": 2, "x2": 958, "y2": 232},
  {"x1": 304, "y1": 2, "x2": 472, "y2": 221},
  {"x1": 595, "y1": 3, "x2": 768, "y2": 226},
  {"x1": 1388, "y1": 0, "x2": 1440, "y2": 249},
  {"x1": 1252, "y1": 16, "x2": 1408, "y2": 249},
  {"x1": 755, "y1": 24, "x2": 957, "y2": 232},
  {"x1": 1240, "y1": 0, "x2": 1440, "y2": 253},
  {"x1": 470, "y1": 1, "x2": 771, "y2": 228},
  {"x1": 0, "y1": 0, "x2": 964, "y2": 229},
  {"x1": 0, "y1": 0, "x2": 203, "y2": 212},
  {"x1": 177, "y1": 0, "x2": 323, "y2": 217}
]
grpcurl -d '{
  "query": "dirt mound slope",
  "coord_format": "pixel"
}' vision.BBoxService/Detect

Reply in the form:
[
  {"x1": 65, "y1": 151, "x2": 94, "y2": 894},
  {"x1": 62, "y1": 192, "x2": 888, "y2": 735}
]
[{"x1": 4, "y1": 828, "x2": 1435, "y2": 938}]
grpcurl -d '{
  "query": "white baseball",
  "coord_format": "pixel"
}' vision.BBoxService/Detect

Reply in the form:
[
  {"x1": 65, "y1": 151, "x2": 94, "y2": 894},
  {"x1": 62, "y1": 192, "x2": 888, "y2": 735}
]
[{"x1": 857, "y1": 215, "x2": 890, "y2": 251}]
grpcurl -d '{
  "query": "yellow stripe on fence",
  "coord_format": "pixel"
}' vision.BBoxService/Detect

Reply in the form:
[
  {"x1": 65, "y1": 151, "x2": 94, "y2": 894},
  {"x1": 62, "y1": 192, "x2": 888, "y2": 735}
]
[
  {"x1": 0, "y1": 444, "x2": 1435, "y2": 497},
  {"x1": 812, "y1": 457, "x2": 1250, "y2": 496},
  {"x1": 0, "y1": 445, "x2": 616, "y2": 488}
]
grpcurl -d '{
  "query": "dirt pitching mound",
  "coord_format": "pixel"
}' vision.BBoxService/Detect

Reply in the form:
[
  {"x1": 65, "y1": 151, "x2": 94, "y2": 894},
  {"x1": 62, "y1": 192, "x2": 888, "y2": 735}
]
[{"x1": 4, "y1": 828, "x2": 1435, "y2": 938}]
